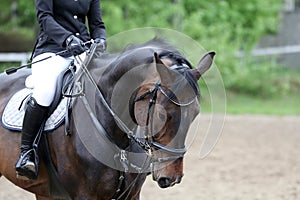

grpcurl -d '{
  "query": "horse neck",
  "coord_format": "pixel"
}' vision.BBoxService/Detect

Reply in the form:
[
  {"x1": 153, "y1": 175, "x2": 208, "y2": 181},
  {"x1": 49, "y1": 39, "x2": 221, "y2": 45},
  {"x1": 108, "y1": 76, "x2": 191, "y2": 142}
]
[
  {"x1": 93, "y1": 69, "x2": 131, "y2": 149},
  {"x1": 89, "y1": 49, "x2": 159, "y2": 149}
]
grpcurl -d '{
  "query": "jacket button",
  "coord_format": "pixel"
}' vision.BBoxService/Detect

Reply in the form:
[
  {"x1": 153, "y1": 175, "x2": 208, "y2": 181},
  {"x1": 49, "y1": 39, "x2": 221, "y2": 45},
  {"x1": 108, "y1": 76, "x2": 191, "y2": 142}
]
[
  {"x1": 73, "y1": 15, "x2": 78, "y2": 19},
  {"x1": 75, "y1": 33, "x2": 80, "y2": 36}
]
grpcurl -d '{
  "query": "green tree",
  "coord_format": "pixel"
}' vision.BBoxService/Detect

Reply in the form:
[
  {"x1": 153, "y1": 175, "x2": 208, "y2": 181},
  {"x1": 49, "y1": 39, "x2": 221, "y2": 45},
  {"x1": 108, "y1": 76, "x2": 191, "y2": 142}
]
[{"x1": 0, "y1": 0, "x2": 35, "y2": 30}]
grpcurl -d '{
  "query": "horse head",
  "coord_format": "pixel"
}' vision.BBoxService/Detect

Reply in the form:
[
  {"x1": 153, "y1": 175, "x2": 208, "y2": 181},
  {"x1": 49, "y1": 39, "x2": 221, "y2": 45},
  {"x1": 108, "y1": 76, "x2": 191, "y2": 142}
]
[{"x1": 128, "y1": 49, "x2": 215, "y2": 188}]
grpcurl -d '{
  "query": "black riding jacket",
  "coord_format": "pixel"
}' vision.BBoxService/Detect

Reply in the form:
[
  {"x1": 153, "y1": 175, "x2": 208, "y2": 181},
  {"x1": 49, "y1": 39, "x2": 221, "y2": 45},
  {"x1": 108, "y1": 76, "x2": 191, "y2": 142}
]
[{"x1": 34, "y1": 0, "x2": 106, "y2": 58}]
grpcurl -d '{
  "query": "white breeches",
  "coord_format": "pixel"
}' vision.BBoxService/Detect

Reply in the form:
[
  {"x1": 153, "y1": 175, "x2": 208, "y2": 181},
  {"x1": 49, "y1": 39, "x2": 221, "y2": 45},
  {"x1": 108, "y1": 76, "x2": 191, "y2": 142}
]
[{"x1": 31, "y1": 53, "x2": 73, "y2": 107}]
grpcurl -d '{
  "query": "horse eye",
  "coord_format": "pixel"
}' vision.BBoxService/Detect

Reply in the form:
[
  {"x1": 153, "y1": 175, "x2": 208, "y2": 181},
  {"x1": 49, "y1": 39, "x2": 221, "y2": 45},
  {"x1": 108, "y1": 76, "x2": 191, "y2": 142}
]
[{"x1": 159, "y1": 112, "x2": 167, "y2": 121}]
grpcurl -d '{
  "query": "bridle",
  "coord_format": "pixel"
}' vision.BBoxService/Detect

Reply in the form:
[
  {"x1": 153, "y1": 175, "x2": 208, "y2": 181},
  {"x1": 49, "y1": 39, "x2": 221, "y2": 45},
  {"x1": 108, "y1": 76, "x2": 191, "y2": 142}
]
[
  {"x1": 132, "y1": 81, "x2": 195, "y2": 163},
  {"x1": 128, "y1": 61, "x2": 199, "y2": 163}
]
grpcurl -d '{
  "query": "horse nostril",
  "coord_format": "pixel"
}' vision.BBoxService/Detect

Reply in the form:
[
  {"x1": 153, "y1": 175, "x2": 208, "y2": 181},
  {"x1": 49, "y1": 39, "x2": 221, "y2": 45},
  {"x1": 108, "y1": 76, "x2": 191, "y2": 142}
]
[{"x1": 157, "y1": 177, "x2": 171, "y2": 188}]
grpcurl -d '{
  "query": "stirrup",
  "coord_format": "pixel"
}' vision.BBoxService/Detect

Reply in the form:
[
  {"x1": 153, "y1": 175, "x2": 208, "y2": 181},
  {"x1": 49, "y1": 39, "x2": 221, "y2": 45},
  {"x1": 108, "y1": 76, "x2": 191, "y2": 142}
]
[
  {"x1": 16, "y1": 167, "x2": 35, "y2": 181},
  {"x1": 15, "y1": 149, "x2": 38, "y2": 180}
]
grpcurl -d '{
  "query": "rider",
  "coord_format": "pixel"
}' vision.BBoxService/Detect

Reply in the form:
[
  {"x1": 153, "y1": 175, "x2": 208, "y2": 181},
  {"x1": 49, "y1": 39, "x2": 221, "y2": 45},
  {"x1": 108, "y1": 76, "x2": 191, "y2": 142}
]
[{"x1": 15, "y1": 0, "x2": 107, "y2": 180}]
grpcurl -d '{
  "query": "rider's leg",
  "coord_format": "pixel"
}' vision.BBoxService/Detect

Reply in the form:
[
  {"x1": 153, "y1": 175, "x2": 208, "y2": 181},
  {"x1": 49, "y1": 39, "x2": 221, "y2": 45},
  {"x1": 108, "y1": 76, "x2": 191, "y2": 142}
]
[
  {"x1": 15, "y1": 97, "x2": 48, "y2": 180},
  {"x1": 31, "y1": 53, "x2": 74, "y2": 107},
  {"x1": 15, "y1": 54, "x2": 73, "y2": 180}
]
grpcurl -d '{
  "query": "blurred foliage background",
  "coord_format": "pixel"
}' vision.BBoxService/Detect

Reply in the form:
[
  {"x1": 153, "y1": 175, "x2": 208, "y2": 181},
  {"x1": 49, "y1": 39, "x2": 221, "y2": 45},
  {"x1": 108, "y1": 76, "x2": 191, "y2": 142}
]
[{"x1": 0, "y1": 0, "x2": 299, "y2": 114}]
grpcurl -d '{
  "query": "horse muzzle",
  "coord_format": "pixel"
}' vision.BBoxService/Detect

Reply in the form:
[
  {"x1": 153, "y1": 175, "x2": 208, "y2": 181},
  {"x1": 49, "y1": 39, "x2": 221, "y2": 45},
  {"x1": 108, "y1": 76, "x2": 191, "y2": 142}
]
[
  {"x1": 152, "y1": 157, "x2": 184, "y2": 188},
  {"x1": 156, "y1": 175, "x2": 183, "y2": 188}
]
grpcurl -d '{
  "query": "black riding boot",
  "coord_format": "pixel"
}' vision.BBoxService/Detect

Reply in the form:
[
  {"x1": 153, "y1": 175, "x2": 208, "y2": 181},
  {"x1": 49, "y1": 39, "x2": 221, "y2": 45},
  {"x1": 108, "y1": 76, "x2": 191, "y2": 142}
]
[{"x1": 15, "y1": 97, "x2": 48, "y2": 180}]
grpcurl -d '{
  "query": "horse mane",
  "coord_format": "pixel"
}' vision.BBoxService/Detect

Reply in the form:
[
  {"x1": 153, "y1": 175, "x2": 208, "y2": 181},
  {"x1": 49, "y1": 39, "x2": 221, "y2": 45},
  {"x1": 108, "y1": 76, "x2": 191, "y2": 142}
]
[
  {"x1": 91, "y1": 37, "x2": 192, "y2": 71},
  {"x1": 124, "y1": 37, "x2": 179, "y2": 54},
  {"x1": 123, "y1": 37, "x2": 193, "y2": 68}
]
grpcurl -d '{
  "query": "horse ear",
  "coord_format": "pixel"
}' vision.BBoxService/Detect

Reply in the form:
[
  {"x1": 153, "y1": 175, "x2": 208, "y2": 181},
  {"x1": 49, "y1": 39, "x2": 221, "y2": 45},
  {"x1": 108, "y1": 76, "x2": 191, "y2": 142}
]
[
  {"x1": 154, "y1": 52, "x2": 173, "y2": 86},
  {"x1": 191, "y1": 51, "x2": 215, "y2": 81}
]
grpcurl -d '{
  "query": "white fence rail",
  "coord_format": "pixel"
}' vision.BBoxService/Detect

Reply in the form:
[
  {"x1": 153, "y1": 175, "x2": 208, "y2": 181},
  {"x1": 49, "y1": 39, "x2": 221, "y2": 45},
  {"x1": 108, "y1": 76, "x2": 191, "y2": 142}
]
[
  {"x1": 237, "y1": 45, "x2": 300, "y2": 57},
  {"x1": 0, "y1": 52, "x2": 31, "y2": 65}
]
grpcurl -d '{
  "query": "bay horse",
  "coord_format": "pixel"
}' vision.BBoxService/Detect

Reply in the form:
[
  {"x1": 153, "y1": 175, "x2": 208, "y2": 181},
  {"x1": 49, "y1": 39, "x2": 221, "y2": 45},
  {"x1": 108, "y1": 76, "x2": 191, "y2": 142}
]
[{"x1": 0, "y1": 38, "x2": 215, "y2": 199}]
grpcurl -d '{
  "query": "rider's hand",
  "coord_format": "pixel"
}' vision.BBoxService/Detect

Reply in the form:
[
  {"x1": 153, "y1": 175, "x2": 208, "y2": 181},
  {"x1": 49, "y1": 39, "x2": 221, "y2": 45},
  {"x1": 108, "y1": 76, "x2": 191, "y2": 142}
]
[
  {"x1": 65, "y1": 35, "x2": 85, "y2": 56},
  {"x1": 94, "y1": 38, "x2": 107, "y2": 53}
]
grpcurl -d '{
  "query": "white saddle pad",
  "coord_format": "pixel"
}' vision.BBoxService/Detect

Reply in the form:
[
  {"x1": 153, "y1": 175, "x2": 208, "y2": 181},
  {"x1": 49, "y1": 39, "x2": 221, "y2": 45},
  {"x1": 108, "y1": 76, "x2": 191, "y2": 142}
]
[{"x1": 1, "y1": 88, "x2": 67, "y2": 132}]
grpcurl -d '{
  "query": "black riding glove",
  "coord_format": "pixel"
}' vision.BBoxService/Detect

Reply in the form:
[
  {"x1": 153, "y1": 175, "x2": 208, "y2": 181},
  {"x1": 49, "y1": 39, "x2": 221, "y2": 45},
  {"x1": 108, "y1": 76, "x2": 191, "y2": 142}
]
[
  {"x1": 65, "y1": 35, "x2": 85, "y2": 56},
  {"x1": 94, "y1": 38, "x2": 107, "y2": 53}
]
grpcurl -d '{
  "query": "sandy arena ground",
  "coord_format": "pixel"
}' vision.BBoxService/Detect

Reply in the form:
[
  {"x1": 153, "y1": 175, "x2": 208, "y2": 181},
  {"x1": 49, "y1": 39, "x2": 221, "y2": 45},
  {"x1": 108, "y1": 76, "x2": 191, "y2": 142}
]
[{"x1": 0, "y1": 114, "x2": 299, "y2": 200}]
